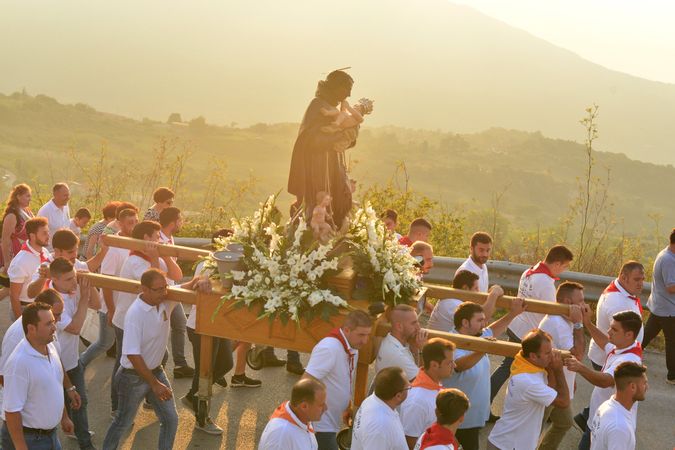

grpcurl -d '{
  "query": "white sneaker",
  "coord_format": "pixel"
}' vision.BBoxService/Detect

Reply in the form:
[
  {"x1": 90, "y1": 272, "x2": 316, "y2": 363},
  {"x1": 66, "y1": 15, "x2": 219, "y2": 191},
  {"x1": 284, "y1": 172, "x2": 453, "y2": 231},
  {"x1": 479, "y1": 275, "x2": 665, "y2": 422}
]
[{"x1": 196, "y1": 418, "x2": 223, "y2": 435}]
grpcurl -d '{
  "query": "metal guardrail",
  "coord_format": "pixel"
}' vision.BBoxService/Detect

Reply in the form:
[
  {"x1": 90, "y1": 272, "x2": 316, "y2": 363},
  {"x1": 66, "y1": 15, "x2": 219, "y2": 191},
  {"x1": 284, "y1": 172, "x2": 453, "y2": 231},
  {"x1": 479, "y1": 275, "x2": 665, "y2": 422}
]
[{"x1": 173, "y1": 237, "x2": 652, "y2": 306}]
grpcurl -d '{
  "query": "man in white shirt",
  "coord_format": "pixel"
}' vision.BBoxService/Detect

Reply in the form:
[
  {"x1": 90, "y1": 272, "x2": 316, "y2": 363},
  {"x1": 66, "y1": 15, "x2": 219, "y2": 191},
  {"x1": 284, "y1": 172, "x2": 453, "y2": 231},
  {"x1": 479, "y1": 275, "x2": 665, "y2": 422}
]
[
  {"x1": 455, "y1": 231, "x2": 492, "y2": 293},
  {"x1": 351, "y1": 367, "x2": 410, "y2": 450},
  {"x1": 487, "y1": 329, "x2": 570, "y2": 450},
  {"x1": 50, "y1": 257, "x2": 100, "y2": 450},
  {"x1": 259, "y1": 378, "x2": 327, "y2": 450},
  {"x1": 537, "y1": 281, "x2": 585, "y2": 450},
  {"x1": 1, "y1": 302, "x2": 74, "y2": 450},
  {"x1": 590, "y1": 362, "x2": 647, "y2": 450},
  {"x1": 102, "y1": 268, "x2": 210, "y2": 450},
  {"x1": 301, "y1": 310, "x2": 373, "y2": 450},
  {"x1": 37, "y1": 182, "x2": 71, "y2": 250},
  {"x1": 69, "y1": 208, "x2": 92, "y2": 239},
  {"x1": 158, "y1": 207, "x2": 194, "y2": 379},
  {"x1": 413, "y1": 389, "x2": 469, "y2": 450},
  {"x1": 376, "y1": 304, "x2": 427, "y2": 381},
  {"x1": 444, "y1": 296, "x2": 525, "y2": 450},
  {"x1": 400, "y1": 338, "x2": 456, "y2": 448},
  {"x1": 565, "y1": 310, "x2": 643, "y2": 450},
  {"x1": 490, "y1": 245, "x2": 573, "y2": 408},
  {"x1": 7, "y1": 217, "x2": 52, "y2": 319}
]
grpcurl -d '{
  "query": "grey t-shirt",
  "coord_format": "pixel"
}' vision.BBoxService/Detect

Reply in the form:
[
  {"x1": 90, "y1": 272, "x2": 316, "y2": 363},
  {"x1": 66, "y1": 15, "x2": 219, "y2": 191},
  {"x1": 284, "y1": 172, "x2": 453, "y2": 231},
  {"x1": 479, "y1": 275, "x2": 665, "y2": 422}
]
[{"x1": 647, "y1": 247, "x2": 675, "y2": 316}]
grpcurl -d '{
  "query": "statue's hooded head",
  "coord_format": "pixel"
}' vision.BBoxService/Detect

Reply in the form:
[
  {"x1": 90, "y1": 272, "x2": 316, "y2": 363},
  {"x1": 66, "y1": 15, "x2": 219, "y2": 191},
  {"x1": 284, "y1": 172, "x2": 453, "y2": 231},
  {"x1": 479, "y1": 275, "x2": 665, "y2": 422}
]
[{"x1": 316, "y1": 70, "x2": 354, "y2": 106}]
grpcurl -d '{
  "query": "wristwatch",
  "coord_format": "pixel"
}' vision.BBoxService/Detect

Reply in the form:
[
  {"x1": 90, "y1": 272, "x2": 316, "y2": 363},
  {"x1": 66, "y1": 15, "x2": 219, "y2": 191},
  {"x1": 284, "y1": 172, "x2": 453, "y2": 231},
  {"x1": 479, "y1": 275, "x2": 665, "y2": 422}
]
[
  {"x1": 66, "y1": 386, "x2": 77, "y2": 392},
  {"x1": 573, "y1": 322, "x2": 584, "y2": 330}
]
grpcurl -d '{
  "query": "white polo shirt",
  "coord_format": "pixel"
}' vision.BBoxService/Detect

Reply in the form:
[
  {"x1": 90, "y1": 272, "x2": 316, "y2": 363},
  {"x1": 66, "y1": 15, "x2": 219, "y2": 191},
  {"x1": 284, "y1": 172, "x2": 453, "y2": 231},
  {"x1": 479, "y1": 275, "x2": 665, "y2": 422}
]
[
  {"x1": 399, "y1": 370, "x2": 441, "y2": 439},
  {"x1": 509, "y1": 263, "x2": 558, "y2": 339},
  {"x1": 37, "y1": 199, "x2": 70, "y2": 249},
  {"x1": 258, "y1": 401, "x2": 318, "y2": 450},
  {"x1": 54, "y1": 282, "x2": 84, "y2": 371},
  {"x1": 375, "y1": 333, "x2": 419, "y2": 381},
  {"x1": 427, "y1": 298, "x2": 463, "y2": 332},
  {"x1": 588, "y1": 280, "x2": 644, "y2": 366},
  {"x1": 113, "y1": 254, "x2": 168, "y2": 329},
  {"x1": 305, "y1": 329, "x2": 358, "y2": 433},
  {"x1": 100, "y1": 241, "x2": 131, "y2": 315},
  {"x1": 351, "y1": 394, "x2": 408, "y2": 450},
  {"x1": 186, "y1": 261, "x2": 211, "y2": 330},
  {"x1": 0, "y1": 319, "x2": 61, "y2": 379},
  {"x1": 589, "y1": 396, "x2": 636, "y2": 450},
  {"x1": 7, "y1": 243, "x2": 52, "y2": 304},
  {"x1": 488, "y1": 371, "x2": 557, "y2": 450},
  {"x1": 121, "y1": 295, "x2": 176, "y2": 370},
  {"x1": 587, "y1": 341, "x2": 641, "y2": 428},
  {"x1": 3, "y1": 339, "x2": 64, "y2": 430},
  {"x1": 539, "y1": 314, "x2": 576, "y2": 399},
  {"x1": 456, "y1": 257, "x2": 489, "y2": 292}
]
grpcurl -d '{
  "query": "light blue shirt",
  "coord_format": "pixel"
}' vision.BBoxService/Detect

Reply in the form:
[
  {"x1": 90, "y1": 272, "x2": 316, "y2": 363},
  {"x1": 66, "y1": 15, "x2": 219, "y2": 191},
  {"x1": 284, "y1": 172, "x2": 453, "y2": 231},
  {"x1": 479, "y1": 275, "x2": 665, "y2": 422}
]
[
  {"x1": 441, "y1": 328, "x2": 493, "y2": 429},
  {"x1": 647, "y1": 247, "x2": 675, "y2": 316}
]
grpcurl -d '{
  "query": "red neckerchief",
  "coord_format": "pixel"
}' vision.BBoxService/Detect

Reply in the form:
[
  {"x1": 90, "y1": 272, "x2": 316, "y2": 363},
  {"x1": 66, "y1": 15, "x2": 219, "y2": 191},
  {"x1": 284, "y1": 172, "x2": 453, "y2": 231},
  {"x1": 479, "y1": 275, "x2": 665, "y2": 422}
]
[
  {"x1": 602, "y1": 342, "x2": 643, "y2": 371},
  {"x1": 270, "y1": 401, "x2": 314, "y2": 433},
  {"x1": 417, "y1": 423, "x2": 459, "y2": 450},
  {"x1": 604, "y1": 280, "x2": 643, "y2": 315},
  {"x1": 525, "y1": 261, "x2": 559, "y2": 280},
  {"x1": 399, "y1": 236, "x2": 413, "y2": 247},
  {"x1": 20, "y1": 243, "x2": 49, "y2": 264},
  {"x1": 411, "y1": 369, "x2": 441, "y2": 391},
  {"x1": 327, "y1": 327, "x2": 355, "y2": 385},
  {"x1": 129, "y1": 250, "x2": 152, "y2": 264}
]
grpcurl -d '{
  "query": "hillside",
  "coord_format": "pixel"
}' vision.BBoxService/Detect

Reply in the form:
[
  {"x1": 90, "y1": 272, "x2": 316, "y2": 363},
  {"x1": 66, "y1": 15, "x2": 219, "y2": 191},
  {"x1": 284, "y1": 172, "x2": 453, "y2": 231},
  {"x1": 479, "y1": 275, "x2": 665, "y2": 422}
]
[
  {"x1": 1, "y1": 91, "x2": 674, "y2": 236},
  {"x1": 2, "y1": 0, "x2": 675, "y2": 164}
]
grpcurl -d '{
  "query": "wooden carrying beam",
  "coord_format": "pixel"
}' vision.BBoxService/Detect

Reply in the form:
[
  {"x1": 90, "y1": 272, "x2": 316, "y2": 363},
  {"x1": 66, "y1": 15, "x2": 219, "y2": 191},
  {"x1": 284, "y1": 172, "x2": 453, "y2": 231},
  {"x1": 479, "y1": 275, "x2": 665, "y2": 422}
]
[
  {"x1": 424, "y1": 284, "x2": 571, "y2": 316},
  {"x1": 79, "y1": 272, "x2": 199, "y2": 305},
  {"x1": 101, "y1": 234, "x2": 210, "y2": 262}
]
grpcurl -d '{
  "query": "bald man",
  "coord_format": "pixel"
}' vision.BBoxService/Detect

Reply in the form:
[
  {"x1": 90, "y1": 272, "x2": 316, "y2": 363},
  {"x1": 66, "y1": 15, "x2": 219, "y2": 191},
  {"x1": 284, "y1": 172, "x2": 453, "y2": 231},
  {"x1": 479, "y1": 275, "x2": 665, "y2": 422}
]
[{"x1": 375, "y1": 304, "x2": 427, "y2": 381}]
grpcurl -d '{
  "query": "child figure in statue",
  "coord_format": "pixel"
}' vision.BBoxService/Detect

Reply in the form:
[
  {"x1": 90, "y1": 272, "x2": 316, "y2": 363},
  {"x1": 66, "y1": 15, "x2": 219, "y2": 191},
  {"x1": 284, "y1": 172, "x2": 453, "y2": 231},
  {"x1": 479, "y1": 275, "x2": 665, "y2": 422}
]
[
  {"x1": 311, "y1": 191, "x2": 335, "y2": 244},
  {"x1": 320, "y1": 98, "x2": 374, "y2": 134}
]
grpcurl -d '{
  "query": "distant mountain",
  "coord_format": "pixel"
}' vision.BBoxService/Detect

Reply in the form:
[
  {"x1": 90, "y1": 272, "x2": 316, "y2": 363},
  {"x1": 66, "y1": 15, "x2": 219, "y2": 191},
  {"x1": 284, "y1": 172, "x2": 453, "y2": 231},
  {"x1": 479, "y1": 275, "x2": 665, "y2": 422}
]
[
  {"x1": 1, "y1": 0, "x2": 674, "y2": 164},
  {"x1": 1, "y1": 91, "x2": 674, "y2": 236}
]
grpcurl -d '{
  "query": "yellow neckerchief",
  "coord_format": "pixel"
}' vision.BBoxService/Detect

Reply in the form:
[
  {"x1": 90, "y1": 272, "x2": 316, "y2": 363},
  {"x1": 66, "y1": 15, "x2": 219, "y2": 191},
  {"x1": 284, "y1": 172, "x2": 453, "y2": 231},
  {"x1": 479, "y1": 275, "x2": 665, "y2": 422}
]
[{"x1": 510, "y1": 350, "x2": 547, "y2": 376}]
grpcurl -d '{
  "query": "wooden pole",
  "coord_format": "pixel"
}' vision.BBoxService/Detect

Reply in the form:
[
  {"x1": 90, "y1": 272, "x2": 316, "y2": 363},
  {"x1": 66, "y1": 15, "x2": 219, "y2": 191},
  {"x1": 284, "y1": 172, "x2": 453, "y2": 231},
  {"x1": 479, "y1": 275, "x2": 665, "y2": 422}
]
[
  {"x1": 78, "y1": 272, "x2": 199, "y2": 304},
  {"x1": 424, "y1": 284, "x2": 571, "y2": 316},
  {"x1": 101, "y1": 234, "x2": 210, "y2": 262}
]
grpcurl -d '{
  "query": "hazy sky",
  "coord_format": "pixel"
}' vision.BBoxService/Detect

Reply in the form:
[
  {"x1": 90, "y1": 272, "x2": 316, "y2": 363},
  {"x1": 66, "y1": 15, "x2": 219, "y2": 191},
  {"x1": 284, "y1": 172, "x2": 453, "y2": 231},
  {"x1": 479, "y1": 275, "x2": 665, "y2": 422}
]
[{"x1": 452, "y1": 0, "x2": 675, "y2": 84}]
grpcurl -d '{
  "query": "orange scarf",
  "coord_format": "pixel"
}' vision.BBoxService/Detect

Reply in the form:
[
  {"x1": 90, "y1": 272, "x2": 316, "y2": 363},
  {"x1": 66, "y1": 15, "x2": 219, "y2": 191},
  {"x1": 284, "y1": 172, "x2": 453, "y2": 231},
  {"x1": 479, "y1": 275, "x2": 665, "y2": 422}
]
[
  {"x1": 412, "y1": 368, "x2": 442, "y2": 391},
  {"x1": 510, "y1": 351, "x2": 547, "y2": 376},
  {"x1": 270, "y1": 401, "x2": 314, "y2": 433}
]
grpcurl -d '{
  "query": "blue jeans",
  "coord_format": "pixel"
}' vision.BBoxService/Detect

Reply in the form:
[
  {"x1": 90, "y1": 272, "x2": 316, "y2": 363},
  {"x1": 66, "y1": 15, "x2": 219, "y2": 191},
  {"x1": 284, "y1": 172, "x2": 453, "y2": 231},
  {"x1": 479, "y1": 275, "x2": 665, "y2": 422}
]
[
  {"x1": 110, "y1": 326, "x2": 124, "y2": 412},
  {"x1": 490, "y1": 329, "x2": 521, "y2": 402},
  {"x1": 170, "y1": 304, "x2": 189, "y2": 367},
  {"x1": 65, "y1": 362, "x2": 93, "y2": 449},
  {"x1": 578, "y1": 427, "x2": 591, "y2": 450},
  {"x1": 80, "y1": 311, "x2": 115, "y2": 368},
  {"x1": 102, "y1": 367, "x2": 178, "y2": 450},
  {"x1": 315, "y1": 432, "x2": 338, "y2": 450},
  {"x1": 1, "y1": 422, "x2": 61, "y2": 450}
]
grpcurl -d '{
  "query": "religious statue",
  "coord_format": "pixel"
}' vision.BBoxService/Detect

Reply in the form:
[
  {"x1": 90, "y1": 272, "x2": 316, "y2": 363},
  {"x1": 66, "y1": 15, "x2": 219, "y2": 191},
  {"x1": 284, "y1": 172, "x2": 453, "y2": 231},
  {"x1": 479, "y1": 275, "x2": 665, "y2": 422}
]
[{"x1": 310, "y1": 191, "x2": 335, "y2": 244}]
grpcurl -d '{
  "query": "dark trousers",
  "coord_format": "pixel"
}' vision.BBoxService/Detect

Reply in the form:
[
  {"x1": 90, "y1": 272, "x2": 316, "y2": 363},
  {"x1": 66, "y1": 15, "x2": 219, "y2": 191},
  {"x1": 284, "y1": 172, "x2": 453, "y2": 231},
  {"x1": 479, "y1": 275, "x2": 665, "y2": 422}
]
[
  {"x1": 643, "y1": 313, "x2": 675, "y2": 380},
  {"x1": 456, "y1": 427, "x2": 480, "y2": 450},
  {"x1": 263, "y1": 346, "x2": 300, "y2": 364},
  {"x1": 185, "y1": 328, "x2": 233, "y2": 413},
  {"x1": 66, "y1": 362, "x2": 93, "y2": 449},
  {"x1": 315, "y1": 432, "x2": 338, "y2": 450},
  {"x1": 490, "y1": 329, "x2": 521, "y2": 401}
]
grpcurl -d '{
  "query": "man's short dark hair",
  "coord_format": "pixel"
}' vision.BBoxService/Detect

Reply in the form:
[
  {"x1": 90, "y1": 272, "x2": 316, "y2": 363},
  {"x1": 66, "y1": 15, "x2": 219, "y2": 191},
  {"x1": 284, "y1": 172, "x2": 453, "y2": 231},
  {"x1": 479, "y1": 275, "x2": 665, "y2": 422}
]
[
  {"x1": 373, "y1": 367, "x2": 407, "y2": 401},
  {"x1": 153, "y1": 187, "x2": 175, "y2": 204},
  {"x1": 22, "y1": 302, "x2": 52, "y2": 335},
  {"x1": 453, "y1": 302, "x2": 484, "y2": 330},
  {"x1": 670, "y1": 228, "x2": 675, "y2": 245},
  {"x1": 612, "y1": 310, "x2": 643, "y2": 339},
  {"x1": 556, "y1": 281, "x2": 584, "y2": 303},
  {"x1": 435, "y1": 389, "x2": 470, "y2": 425},
  {"x1": 118, "y1": 208, "x2": 138, "y2": 221},
  {"x1": 422, "y1": 338, "x2": 455, "y2": 371},
  {"x1": 410, "y1": 218, "x2": 432, "y2": 231},
  {"x1": 544, "y1": 245, "x2": 574, "y2": 264},
  {"x1": 132, "y1": 221, "x2": 161, "y2": 240},
  {"x1": 102, "y1": 201, "x2": 121, "y2": 220},
  {"x1": 211, "y1": 228, "x2": 233, "y2": 244},
  {"x1": 25, "y1": 217, "x2": 48, "y2": 236},
  {"x1": 522, "y1": 329, "x2": 552, "y2": 358},
  {"x1": 115, "y1": 202, "x2": 139, "y2": 220},
  {"x1": 50, "y1": 257, "x2": 74, "y2": 277},
  {"x1": 452, "y1": 270, "x2": 479, "y2": 290},
  {"x1": 470, "y1": 232, "x2": 492, "y2": 247},
  {"x1": 343, "y1": 310, "x2": 373, "y2": 329},
  {"x1": 614, "y1": 362, "x2": 647, "y2": 390},
  {"x1": 52, "y1": 183, "x2": 68, "y2": 194},
  {"x1": 140, "y1": 268, "x2": 166, "y2": 288},
  {"x1": 619, "y1": 261, "x2": 644, "y2": 277},
  {"x1": 382, "y1": 209, "x2": 398, "y2": 222},
  {"x1": 159, "y1": 207, "x2": 181, "y2": 227},
  {"x1": 52, "y1": 229, "x2": 79, "y2": 251},
  {"x1": 35, "y1": 288, "x2": 63, "y2": 307},
  {"x1": 74, "y1": 207, "x2": 91, "y2": 220},
  {"x1": 290, "y1": 378, "x2": 326, "y2": 407}
]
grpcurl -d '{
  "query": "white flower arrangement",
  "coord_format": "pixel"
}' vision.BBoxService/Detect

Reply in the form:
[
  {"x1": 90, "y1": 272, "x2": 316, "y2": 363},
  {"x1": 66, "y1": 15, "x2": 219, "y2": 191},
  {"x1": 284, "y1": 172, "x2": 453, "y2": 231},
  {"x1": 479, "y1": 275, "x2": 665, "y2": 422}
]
[
  {"x1": 346, "y1": 202, "x2": 422, "y2": 305},
  {"x1": 208, "y1": 195, "x2": 348, "y2": 324}
]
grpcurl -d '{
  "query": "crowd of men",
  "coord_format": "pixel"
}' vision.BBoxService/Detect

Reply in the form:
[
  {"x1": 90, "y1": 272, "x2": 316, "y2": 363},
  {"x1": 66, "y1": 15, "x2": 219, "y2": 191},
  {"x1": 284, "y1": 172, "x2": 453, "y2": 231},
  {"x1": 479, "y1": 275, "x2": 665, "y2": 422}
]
[{"x1": 0, "y1": 183, "x2": 673, "y2": 450}]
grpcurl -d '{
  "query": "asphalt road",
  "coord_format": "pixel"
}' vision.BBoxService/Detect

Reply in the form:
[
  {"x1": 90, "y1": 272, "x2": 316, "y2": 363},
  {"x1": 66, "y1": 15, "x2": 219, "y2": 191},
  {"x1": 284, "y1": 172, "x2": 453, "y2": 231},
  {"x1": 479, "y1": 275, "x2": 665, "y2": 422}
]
[{"x1": 1, "y1": 300, "x2": 673, "y2": 450}]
